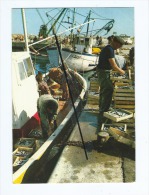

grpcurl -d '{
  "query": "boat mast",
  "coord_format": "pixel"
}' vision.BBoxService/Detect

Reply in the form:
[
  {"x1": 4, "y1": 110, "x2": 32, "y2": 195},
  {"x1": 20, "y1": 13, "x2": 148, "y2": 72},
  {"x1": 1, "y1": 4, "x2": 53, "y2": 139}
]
[
  {"x1": 70, "y1": 8, "x2": 76, "y2": 42},
  {"x1": 21, "y1": 8, "x2": 29, "y2": 52},
  {"x1": 46, "y1": 8, "x2": 67, "y2": 36},
  {"x1": 86, "y1": 10, "x2": 91, "y2": 37}
]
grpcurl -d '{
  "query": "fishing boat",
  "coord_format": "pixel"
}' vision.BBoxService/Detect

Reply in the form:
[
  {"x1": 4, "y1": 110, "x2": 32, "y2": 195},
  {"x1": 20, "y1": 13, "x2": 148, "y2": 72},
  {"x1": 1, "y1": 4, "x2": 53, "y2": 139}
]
[
  {"x1": 47, "y1": 36, "x2": 127, "y2": 72},
  {"x1": 12, "y1": 49, "x2": 87, "y2": 184},
  {"x1": 47, "y1": 35, "x2": 100, "y2": 72},
  {"x1": 42, "y1": 8, "x2": 115, "y2": 72},
  {"x1": 12, "y1": 9, "x2": 88, "y2": 184}
]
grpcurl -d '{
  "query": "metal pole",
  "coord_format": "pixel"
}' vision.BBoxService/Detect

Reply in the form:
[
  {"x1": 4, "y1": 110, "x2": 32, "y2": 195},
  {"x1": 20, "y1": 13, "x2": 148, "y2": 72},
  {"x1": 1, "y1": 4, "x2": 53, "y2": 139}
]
[
  {"x1": 21, "y1": 9, "x2": 29, "y2": 52},
  {"x1": 53, "y1": 28, "x2": 88, "y2": 160}
]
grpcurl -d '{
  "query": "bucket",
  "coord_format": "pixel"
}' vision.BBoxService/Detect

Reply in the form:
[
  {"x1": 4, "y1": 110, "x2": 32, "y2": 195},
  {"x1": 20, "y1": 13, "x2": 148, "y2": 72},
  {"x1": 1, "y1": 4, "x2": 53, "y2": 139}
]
[{"x1": 97, "y1": 131, "x2": 109, "y2": 144}]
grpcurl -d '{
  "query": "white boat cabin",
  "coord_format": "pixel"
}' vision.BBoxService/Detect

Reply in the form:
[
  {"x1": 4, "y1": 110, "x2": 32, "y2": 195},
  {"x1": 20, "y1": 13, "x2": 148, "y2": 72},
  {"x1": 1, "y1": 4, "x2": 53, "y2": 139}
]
[
  {"x1": 73, "y1": 35, "x2": 94, "y2": 54},
  {"x1": 12, "y1": 52, "x2": 39, "y2": 129}
]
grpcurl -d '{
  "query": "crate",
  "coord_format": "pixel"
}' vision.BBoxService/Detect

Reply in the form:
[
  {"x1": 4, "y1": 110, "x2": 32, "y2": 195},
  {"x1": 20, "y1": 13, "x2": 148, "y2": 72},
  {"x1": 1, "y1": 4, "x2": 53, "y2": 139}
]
[
  {"x1": 108, "y1": 127, "x2": 135, "y2": 148},
  {"x1": 110, "y1": 70, "x2": 132, "y2": 82},
  {"x1": 89, "y1": 78, "x2": 99, "y2": 92},
  {"x1": 87, "y1": 91, "x2": 99, "y2": 105},
  {"x1": 112, "y1": 117, "x2": 135, "y2": 128},
  {"x1": 113, "y1": 85, "x2": 135, "y2": 112},
  {"x1": 13, "y1": 157, "x2": 28, "y2": 172},
  {"x1": 14, "y1": 138, "x2": 35, "y2": 149},
  {"x1": 101, "y1": 123, "x2": 127, "y2": 132},
  {"x1": 103, "y1": 108, "x2": 133, "y2": 122},
  {"x1": 13, "y1": 147, "x2": 34, "y2": 159}
]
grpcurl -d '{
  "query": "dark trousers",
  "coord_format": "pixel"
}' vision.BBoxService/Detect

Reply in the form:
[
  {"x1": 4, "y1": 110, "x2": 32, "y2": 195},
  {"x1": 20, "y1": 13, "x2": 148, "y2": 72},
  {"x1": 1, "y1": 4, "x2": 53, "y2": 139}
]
[{"x1": 96, "y1": 69, "x2": 113, "y2": 132}]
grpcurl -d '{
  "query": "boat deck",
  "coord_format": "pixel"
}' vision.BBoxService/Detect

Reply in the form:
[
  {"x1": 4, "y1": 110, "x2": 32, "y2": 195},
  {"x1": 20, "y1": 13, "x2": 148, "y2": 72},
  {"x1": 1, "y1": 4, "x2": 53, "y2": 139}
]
[{"x1": 47, "y1": 104, "x2": 135, "y2": 183}]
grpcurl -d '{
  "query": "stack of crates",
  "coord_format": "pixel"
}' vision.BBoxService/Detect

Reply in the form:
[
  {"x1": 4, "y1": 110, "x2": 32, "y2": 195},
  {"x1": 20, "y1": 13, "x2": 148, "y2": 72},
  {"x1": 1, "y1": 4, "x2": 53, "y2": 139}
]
[
  {"x1": 110, "y1": 69, "x2": 135, "y2": 130},
  {"x1": 13, "y1": 138, "x2": 35, "y2": 172},
  {"x1": 87, "y1": 78, "x2": 99, "y2": 105},
  {"x1": 113, "y1": 85, "x2": 135, "y2": 113}
]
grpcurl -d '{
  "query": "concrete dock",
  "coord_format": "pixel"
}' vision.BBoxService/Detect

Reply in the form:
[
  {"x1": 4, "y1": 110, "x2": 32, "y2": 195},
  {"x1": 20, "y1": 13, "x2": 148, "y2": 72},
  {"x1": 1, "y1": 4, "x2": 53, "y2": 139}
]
[{"x1": 47, "y1": 104, "x2": 135, "y2": 183}]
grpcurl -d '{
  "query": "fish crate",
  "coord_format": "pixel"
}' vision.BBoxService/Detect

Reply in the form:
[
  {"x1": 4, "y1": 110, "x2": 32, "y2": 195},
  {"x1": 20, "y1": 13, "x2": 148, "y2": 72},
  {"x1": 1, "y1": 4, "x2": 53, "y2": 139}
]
[
  {"x1": 13, "y1": 157, "x2": 28, "y2": 172},
  {"x1": 113, "y1": 85, "x2": 135, "y2": 112},
  {"x1": 89, "y1": 78, "x2": 99, "y2": 92},
  {"x1": 28, "y1": 129, "x2": 43, "y2": 139},
  {"x1": 13, "y1": 147, "x2": 34, "y2": 159},
  {"x1": 108, "y1": 126, "x2": 135, "y2": 148},
  {"x1": 110, "y1": 70, "x2": 132, "y2": 82},
  {"x1": 87, "y1": 91, "x2": 99, "y2": 105},
  {"x1": 101, "y1": 123, "x2": 127, "y2": 132},
  {"x1": 103, "y1": 108, "x2": 133, "y2": 122},
  {"x1": 14, "y1": 138, "x2": 35, "y2": 149},
  {"x1": 112, "y1": 117, "x2": 135, "y2": 128}
]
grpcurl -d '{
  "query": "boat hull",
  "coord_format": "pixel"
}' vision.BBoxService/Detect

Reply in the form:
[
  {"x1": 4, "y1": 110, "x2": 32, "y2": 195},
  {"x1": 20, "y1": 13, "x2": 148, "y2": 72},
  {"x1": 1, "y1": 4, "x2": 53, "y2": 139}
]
[
  {"x1": 13, "y1": 70, "x2": 87, "y2": 183},
  {"x1": 47, "y1": 48, "x2": 99, "y2": 72},
  {"x1": 61, "y1": 49, "x2": 98, "y2": 72}
]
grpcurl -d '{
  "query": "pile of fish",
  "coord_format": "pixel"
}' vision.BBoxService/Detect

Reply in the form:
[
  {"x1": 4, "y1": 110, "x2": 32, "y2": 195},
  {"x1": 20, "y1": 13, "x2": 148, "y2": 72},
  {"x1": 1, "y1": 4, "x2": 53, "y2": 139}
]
[
  {"x1": 13, "y1": 158, "x2": 28, "y2": 166},
  {"x1": 103, "y1": 125, "x2": 125, "y2": 132},
  {"x1": 14, "y1": 138, "x2": 35, "y2": 148},
  {"x1": 108, "y1": 109, "x2": 128, "y2": 117},
  {"x1": 111, "y1": 72, "x2": 129, "y2": 79}
]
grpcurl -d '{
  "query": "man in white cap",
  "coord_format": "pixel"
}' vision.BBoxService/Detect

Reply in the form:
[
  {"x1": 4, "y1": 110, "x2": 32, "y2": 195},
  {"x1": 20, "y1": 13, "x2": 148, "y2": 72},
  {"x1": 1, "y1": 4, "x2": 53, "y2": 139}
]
[{"x1": 37, "y1": 94, "x2": 58, "y2": 139}]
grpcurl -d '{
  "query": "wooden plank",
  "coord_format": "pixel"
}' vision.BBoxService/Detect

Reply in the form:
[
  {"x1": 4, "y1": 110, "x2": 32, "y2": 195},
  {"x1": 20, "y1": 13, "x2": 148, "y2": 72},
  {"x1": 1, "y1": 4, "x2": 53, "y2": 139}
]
[
  {"x1": 89, "y1": 85, "x2": 99, "y2": 90},
  {"x1": 113, "y1": 92, "x2": 135, "y2": 97},
  {"x1": 90, "y1": 84, "x2": 99, "y2": 88},
  {"x1": 114, "y1": 82, "x2": 130, "y2": 87},
  {"x1": 117, "y1": 118, "x2": 135, "y2": 122},
  {"x1": 90, "y1": 81, "x2": 99, "y2": 84},
  {"x1": 111, "y1": 78, "x2": 133, "y2": 82},
  {"x1": 87, "y1": 102, "x2": 99, "y2": 105},
  {"x1": 114, "y1": 100, "x2": 135, "y2": 105},
  {"x1": 114, "y1": 97, "x2": 135, "y2": 101},
  {"x1": 112, "y1": 122, "x2": 135, "y2": 128},
  {"x1": 114, "y1": 105, "x2": 135, "y2": 109},
  {"x1": 88, "y1": 94, "x2": 99, "y2": 97},
  {"x1": 123, "y1": 109, "x2": 135, "y2": 113},
  {"x1": 114, "y1": 88, "x2": 135, "y2": 93}
]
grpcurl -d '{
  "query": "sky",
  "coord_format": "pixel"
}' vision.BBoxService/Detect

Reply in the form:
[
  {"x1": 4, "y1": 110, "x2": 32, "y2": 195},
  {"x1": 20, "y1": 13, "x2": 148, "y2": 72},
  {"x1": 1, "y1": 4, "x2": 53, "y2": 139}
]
[{"x1": 12, "y1": 7, "x2": 134, "y2": 37}]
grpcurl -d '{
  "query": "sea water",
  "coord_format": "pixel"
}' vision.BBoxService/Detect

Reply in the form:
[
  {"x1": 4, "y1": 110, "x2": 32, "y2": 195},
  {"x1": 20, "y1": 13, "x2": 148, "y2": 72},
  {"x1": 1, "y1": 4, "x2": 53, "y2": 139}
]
[{"x1": 33, "y1": 58, "x2": 95, "y2": 89}]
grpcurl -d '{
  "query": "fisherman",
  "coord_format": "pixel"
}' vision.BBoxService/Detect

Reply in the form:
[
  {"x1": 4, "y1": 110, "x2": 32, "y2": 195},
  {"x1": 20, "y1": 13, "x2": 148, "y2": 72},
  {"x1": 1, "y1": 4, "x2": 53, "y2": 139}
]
[
  {"x1": 37, "y1": 94, "x2": 58, "y2": 139},
  {"x1": 48, "y1": 67, "x2": 70, "y2": 100},
  {"x1": 108, "y1": 35, "x2": 127, "y2": 69},
  {"x1": 36, "y1": 71, "x2": 51, "y2": 95},
  {"x1": 96, "y1": 36, "x2": 125, "y2": 136}
]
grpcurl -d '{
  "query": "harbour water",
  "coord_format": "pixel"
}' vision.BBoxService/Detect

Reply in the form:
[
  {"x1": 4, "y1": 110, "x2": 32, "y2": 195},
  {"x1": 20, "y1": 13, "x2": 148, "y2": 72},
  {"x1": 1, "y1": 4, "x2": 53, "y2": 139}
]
[{"x1": 33, "y1": 58, "x2": 96, "y2": 89}]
